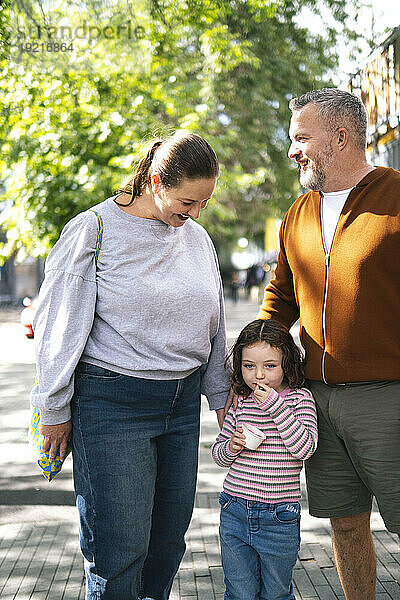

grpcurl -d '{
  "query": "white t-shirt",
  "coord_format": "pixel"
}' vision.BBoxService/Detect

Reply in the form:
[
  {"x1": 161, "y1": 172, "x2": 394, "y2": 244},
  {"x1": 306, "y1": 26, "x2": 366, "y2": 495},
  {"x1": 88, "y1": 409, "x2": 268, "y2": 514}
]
[{"x1": 321, "y1": 188, "x2": 353, "y2": 254}]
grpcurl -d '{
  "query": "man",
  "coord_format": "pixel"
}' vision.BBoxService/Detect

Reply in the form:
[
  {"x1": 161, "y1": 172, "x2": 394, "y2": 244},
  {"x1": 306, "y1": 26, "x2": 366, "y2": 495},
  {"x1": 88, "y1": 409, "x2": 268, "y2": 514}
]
[{"x1": 258, "y1": 88, "x2": 400, "y2": 599}]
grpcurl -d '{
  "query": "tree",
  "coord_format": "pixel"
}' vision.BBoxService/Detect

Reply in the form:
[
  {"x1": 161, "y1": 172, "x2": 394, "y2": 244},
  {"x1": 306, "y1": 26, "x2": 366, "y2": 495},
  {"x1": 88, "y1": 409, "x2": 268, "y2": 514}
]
[{"x1": 0, "y1": 0, "x2": 363, "y2": 262}]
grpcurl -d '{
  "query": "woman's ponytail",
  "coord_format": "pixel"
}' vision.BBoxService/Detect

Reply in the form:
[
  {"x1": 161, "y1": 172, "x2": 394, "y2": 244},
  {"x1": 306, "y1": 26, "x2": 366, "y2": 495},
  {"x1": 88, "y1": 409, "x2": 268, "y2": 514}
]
[{"x1": 115, "y1": 140, "x2": 162, "y2": 207}]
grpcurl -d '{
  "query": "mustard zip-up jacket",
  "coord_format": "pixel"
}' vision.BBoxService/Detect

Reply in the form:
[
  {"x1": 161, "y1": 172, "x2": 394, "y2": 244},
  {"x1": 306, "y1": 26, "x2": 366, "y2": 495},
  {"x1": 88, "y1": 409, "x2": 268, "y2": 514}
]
[{"x1": 258, "y1": 166, "x2": 400, "y2": 384}]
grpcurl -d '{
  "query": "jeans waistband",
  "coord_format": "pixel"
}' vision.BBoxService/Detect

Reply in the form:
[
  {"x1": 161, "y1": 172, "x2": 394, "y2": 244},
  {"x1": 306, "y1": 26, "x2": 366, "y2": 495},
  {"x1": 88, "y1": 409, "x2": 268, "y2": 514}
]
[
  {"x1": 77, "y1": 360, "x2": 201, "y2": 383},
  {"x1": 222, "y1": 492, "x2": 300, "y2": 511}
]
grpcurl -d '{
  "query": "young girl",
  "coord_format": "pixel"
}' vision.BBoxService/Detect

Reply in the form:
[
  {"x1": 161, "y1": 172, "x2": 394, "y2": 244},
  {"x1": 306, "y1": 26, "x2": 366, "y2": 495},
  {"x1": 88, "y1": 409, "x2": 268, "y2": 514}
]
[{"x1": 212, "y1": 319, "x2": 317, "y2": 600}]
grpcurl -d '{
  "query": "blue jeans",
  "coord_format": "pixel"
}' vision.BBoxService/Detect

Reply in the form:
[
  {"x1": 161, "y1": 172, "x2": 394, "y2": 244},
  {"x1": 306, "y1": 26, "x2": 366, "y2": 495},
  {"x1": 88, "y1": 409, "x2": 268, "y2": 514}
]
[
  {"x1": 71, "y1": 362, "x2": 201, "y2": 600},
  {"x1": 219, "y1": 492, "x2": 300, "y2": 600}
]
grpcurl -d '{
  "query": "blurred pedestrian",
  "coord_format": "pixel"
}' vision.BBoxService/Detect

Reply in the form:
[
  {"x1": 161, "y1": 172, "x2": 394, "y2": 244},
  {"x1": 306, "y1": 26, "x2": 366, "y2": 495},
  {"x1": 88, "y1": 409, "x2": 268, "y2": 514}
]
[
  {"x1": 245, "y1": 265, "x2": 257, "y2": 298},
  {"x1": 230, "y1": 270, "x2": 241, "y2": 303}
]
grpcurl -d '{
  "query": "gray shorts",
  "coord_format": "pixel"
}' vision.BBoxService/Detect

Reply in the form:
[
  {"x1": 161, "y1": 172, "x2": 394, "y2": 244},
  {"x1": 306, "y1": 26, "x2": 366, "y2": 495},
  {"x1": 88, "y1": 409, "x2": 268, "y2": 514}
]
[{"x1": 305, "y1": 380, "x2": 400, "y2": 534}]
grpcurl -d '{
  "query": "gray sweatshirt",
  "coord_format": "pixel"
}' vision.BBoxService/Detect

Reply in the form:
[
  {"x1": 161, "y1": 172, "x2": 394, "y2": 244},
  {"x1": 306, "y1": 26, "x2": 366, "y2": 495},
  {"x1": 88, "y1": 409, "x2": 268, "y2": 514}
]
[{"x1": 31, "y1": 198, "x2": 230, "y2": 425}]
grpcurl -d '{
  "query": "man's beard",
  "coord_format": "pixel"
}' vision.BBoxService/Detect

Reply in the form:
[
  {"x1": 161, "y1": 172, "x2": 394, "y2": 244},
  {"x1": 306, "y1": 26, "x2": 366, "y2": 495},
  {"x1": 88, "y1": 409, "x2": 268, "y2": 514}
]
[{"x1": 299, "y1": 148, "x2": 333, "y2": 191}]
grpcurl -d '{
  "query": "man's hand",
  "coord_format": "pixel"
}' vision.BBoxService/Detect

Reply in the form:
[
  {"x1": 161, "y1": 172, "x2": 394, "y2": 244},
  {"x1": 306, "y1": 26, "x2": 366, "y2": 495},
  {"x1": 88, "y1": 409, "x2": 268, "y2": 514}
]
[
  {"x1": 39, "y1": 420, "x2": 72, "y2": 462},
  {"x1": 253, "y1": 384, "x2": 272, "y2": 405},
  {"x1": 228, "y1": 427, "x2": 246, "y2": 453}
]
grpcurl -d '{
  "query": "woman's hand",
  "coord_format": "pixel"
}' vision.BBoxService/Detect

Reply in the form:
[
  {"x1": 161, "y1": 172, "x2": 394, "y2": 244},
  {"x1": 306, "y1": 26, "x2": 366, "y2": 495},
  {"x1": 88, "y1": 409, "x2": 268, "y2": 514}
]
[
  {"x1": 223, "y1": 387, "x2": 238, "y2": 416},
  {"x1": 216, "y1": 408, "x2": 225, "y2": 429},
  {"x1": 39, "y1": 420, "x2": 72, "y2": 462},
  {"x1": 228, "y1": 427, "x2": 246, "y2": 453}
]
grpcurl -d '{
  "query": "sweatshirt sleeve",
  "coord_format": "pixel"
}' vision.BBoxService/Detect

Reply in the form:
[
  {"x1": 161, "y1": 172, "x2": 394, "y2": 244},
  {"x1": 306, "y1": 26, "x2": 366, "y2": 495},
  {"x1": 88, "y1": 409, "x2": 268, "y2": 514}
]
[
  {"x1": 200, "y1": 244, "x2": 231, "y2": 411},
  {"x1": 30, "y1": 211, "x2": 99, "y2": 425},
  {"x1": 211, "y1": 404, "x2": 241, "y2": 467},
  {"x1": 257, "y1": 388, "x2": 318, "y2": 460},
  {"x1": 257, "y1": 214, "x2": 300, "y2": 328}
]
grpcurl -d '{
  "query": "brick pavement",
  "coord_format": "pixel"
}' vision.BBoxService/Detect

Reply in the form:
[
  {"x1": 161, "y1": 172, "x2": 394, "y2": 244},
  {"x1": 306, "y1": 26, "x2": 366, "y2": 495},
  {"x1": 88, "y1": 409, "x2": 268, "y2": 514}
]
[{"x1": 1, "y1": 301, "x2": 400, "y2": 599}]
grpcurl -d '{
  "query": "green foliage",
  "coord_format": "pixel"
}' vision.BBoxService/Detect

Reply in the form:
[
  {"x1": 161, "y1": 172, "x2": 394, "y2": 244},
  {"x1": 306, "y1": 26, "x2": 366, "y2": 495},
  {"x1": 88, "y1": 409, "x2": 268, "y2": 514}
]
[{"x1": 0, "y1": 0, "x2": 362, "y2": 262}]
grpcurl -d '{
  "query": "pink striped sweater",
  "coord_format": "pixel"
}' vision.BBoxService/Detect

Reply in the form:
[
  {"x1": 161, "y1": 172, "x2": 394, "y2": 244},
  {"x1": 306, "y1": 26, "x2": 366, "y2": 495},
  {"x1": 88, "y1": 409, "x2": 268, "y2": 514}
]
[{"x1": 211, "y1": 387, "x2": 318, "y2": 503}]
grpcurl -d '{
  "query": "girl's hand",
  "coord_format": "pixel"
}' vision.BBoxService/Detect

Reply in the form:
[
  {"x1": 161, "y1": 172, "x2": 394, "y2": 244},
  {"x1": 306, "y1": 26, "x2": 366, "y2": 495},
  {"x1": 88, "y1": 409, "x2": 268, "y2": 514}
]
[
  {"x1": 229, "y1": 427, "x2": 246, "y2": 453},
  {"x1": 253, "y1": 383, "x2": 272, "y2": 405}
]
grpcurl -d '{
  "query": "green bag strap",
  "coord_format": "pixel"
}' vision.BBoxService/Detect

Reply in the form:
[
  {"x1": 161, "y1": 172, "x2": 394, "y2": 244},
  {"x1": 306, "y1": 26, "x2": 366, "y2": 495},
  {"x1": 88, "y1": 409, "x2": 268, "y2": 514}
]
[{"x1": 89, "y1": 209, "x2": 103, "y2": 264}]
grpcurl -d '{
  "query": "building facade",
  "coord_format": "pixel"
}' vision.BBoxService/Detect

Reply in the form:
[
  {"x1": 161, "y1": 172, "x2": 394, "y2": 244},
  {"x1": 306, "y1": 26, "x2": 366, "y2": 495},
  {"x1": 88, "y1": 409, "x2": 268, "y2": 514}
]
[{"x1": 348, "y1": 26, "x2": 400, "y2": 170}]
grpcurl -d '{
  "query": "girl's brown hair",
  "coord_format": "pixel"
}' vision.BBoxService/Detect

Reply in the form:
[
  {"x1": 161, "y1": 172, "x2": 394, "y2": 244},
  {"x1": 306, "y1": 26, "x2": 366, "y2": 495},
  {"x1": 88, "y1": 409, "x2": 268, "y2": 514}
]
[
  {"x1": 227, "y1": 319, "x2": 305, "y2": 398},
  {"x1": 115, "y1": 131, "x2": 219, "y2": 206}
]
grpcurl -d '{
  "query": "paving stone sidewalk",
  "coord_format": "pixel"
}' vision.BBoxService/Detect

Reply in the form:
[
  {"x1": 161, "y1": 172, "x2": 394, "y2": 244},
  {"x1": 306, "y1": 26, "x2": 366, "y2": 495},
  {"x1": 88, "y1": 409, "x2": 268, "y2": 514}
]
[{"x1": 0, "y1": 300, "x2": 399, "y2": 599}]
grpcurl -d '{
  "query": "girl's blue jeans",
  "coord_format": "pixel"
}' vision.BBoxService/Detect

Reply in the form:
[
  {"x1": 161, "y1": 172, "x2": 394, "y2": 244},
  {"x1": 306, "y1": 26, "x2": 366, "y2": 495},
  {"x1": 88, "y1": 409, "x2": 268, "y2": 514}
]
[
  {"x1": 71, "y1": 361, "x2": 201, "y2": 600},
  {"x1": 219, "y1": 492, "x2": 300, "y2": 600}
]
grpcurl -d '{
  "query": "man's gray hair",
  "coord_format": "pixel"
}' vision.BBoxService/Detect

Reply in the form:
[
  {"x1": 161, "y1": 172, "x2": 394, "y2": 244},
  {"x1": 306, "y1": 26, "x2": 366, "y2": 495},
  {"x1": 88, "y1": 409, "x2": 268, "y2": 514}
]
[{"x1": 289, "y1": 88, "x2": 368, "y2": 151}]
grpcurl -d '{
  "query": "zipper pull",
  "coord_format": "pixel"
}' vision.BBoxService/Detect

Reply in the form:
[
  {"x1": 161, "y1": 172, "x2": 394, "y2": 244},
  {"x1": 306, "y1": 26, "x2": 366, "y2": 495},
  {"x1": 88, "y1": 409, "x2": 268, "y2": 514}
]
[{"x1": 325, "y1": 254, "x2": 330, "y2": 267}]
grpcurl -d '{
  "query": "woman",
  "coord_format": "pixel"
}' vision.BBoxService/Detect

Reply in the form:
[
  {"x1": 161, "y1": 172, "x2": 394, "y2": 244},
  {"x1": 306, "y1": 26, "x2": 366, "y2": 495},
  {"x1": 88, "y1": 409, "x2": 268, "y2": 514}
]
[{"x1": 31, "y1": 132, "x2": 231, "y2": 600}]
